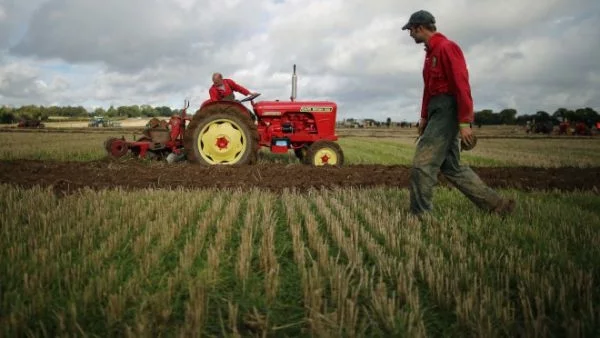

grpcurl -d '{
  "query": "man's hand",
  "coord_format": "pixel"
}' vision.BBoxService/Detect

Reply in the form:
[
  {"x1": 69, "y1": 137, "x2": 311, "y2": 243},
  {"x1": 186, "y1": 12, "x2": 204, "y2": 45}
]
[
  {"x1": 459, "y1": 126, "x2": 477, "y2": 150},
  {"x1": 418, "y1": 118, "x2": 427, "y2": 136}
]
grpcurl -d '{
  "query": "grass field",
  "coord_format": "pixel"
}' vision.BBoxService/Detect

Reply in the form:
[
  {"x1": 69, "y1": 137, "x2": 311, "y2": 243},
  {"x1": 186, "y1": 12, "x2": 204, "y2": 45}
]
[
  {"x1": 1, "y1": 129, "x2": 599, "y2": 337},
  {"x1": 2, "y1": 185, "x2": 599, "y2": 337},
  {"x1": 2, "y1": 131, "x2": 600, "y2": 167}
]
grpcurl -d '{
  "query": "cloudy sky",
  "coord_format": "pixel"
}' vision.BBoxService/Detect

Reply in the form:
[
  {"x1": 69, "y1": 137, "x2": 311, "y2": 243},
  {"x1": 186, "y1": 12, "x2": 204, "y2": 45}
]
[{"x1": 0, "y1": 0, "x2": 598, "y2": 121}]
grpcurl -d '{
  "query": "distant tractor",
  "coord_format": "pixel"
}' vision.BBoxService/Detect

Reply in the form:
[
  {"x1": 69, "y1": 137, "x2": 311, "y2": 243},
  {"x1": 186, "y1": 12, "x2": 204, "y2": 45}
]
[
  {"x1": 526, "y1": 120, "x2": 554, "y2": 135},
  {"x1": 558, "y1": 120, "x2": 570, "y2": 135},
  {"x1": 574, "y1": 122, "x2": 592, "y2": 136},
  {"x1": 89, "y1": 116, "x2": 121, "y2": 128},
  {"x1": 17, "y1": 118, "x2": 44, "y2": 128},
  {"x1": 105, "y1": 65, "x2": 344, "y2": 166}
]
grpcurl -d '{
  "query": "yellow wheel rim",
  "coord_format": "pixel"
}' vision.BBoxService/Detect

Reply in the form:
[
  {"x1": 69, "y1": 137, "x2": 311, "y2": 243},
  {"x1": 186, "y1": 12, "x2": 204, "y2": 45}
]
[
  {"x1": 313, "y1": 148, "x2": 338, "y2": 166},
  {"x1": 198, "y1": 118, "x2": 247, "y2": 164}
]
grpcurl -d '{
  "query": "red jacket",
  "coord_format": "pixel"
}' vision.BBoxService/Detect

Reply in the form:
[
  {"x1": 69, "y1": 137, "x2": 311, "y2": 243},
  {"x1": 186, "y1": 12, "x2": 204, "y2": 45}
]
[
  {"x1": 421, "y1": 33, "x2": 473, "y2": 124},
  {"x1": 209, "y1": 78, "x2": 251, "y2": 101}
]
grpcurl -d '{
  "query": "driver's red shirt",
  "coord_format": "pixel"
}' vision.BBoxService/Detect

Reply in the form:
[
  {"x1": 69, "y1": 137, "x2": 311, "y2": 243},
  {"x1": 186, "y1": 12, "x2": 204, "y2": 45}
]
[
  {"x1": 421, "y1": 33, "x2": 473, "y2": 124},
  {"x1": 209, "y1": 79, "x2": 250, "y2": 101}
]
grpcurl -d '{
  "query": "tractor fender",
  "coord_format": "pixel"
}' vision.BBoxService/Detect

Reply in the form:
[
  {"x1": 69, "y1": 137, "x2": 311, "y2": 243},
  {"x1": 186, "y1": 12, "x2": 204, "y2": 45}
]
[{"x1": 197, "y1": 100, "x2": 255, "y2": 121}]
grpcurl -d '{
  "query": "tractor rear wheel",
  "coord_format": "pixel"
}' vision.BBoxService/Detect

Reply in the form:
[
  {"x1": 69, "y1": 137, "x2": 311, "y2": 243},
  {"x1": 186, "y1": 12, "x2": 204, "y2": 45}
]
[
  {"x1": 306, "y1": 140, "x2": 344, "y2": 166},
  {"x1": 184, "y1": 104, "x2": 259, "y2": 165}
]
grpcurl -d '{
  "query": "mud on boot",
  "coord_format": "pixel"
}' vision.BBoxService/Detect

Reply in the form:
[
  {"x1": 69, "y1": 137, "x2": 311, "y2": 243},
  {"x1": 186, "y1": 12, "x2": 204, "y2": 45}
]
[{"x1": 491, "y1": 198, "x2": 516, "y2": 217}]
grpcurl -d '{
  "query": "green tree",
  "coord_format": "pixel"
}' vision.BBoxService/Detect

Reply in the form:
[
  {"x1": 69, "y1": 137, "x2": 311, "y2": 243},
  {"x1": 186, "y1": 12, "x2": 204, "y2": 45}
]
[
  {"x1": 140, "y1": 105, "x2": 157, "y2": 117},
  {"x1": 474, "y1": 109, "x2": 496, "y2": 125},
  {"x1": 0, "y1": 106, "x2": 16, "y2": 124},
  {"x1": 553, "y1": 108, "x2": 569, "y2": 119},
  {"x1": 15, "y1": 105, "x2": 40, "y2": 119},
  {"x1": 106, "y1": 106, "x2": 117, "y2": 118},
  {"x1": 47, "y1": 106, "x2": 60, "y2": 117},
  {"x1": 535, "y1": 110, "x2": 551, "y2": 121},
  {"x1": 499, "y1": 108, "x2": 517, "y2": 124},
  {"x1": 155, "y1": 106, "x2": 172, "y2": 117},
  {"x1": 117, "y1": 106, "x2": 128, "y2": 117},
  {"x1": 575, "y1": 107, "x2": 599, "y2": 125}
]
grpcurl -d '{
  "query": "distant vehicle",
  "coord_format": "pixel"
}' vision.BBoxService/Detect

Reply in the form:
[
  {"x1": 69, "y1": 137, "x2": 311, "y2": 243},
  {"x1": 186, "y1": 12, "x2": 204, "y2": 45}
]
[
  {"x1": 88, "y1": 116, "x2": 121, "y2": 128},
  {"x1": 526, "y1": 120, "x2": 553, "y2": 134},
  {"x1": 17, "y1": 118, "x2": 45, "y2": 128},
  {"x1": 574, "y1": 122, "x2": 592, "y2": 136}
]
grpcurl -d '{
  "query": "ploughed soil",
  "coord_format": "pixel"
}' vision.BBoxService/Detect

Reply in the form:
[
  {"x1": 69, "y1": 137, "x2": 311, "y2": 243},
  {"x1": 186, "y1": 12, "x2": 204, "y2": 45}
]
[{"x1": 1, "y1": 159, "x2": 599, "y2": 194}]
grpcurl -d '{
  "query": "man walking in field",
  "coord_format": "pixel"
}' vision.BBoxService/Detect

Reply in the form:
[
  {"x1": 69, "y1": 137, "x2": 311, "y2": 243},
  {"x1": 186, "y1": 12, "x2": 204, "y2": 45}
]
[{"x1": 402, "y1": 10, "x2": 515, "y2": 218}]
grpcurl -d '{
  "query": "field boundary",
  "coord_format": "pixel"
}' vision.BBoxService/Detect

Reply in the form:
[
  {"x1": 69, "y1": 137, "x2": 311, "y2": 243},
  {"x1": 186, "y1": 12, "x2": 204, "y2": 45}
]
[{"x1": 1, "y1": 159, "x2": 599, "y2": 194}]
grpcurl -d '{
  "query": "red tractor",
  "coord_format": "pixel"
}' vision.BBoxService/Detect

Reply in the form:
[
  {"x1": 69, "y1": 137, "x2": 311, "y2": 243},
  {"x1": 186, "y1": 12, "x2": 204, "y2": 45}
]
[
  {"x1": 17, "y1": 118, "x2": 45, "y2": 128},
  {"x1": 105, "y1": 65, "x2": 344, "y2": 166},
  {"x1": 574, "y1": 122, "x2": 592, "y2": 136}
]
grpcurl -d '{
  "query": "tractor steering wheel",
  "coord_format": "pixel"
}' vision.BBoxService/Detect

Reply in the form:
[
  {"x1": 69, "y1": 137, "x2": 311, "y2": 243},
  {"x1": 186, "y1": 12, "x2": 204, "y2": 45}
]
[{"x1": 238, "y1": 92, "x2": 261, "y2": 103}]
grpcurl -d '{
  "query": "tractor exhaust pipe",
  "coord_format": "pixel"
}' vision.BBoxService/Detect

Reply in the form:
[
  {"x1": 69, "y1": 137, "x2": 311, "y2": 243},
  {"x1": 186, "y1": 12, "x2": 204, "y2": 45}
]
[{"x1": 290, "y1": 64, "x2": 297, "y2": 102}]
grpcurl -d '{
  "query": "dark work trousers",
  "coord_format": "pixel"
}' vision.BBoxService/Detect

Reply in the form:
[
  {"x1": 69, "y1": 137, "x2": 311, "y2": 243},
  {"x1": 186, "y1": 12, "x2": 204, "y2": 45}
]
[{"x1": 409, "y1": 94, "x2": 503, "y2": 215}]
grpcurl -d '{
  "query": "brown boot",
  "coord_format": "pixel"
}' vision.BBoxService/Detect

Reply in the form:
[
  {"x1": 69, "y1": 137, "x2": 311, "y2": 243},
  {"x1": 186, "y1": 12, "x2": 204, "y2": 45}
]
[{"x1": 492, "y1": 198, "x2": 516, "y2": 216}]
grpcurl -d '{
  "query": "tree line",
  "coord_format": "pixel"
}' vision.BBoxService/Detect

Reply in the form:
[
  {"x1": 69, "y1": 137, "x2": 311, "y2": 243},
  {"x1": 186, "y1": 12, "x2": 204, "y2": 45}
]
[
  {"x1": 0, "y1": 104, "x2": 179, "y2": 124},
  {"x1": 474, "y1": 107, "x2": 599, "y2": 127},
  {"x1": 1, "y1": 104, "x2": 599, "y2": 126}
]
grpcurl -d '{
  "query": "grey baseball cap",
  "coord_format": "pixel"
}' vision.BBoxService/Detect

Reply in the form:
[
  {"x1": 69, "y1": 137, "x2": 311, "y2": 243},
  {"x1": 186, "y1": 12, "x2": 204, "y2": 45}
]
[{"x1": 402, "y1": 10, "x2": 435, "y2": 30}]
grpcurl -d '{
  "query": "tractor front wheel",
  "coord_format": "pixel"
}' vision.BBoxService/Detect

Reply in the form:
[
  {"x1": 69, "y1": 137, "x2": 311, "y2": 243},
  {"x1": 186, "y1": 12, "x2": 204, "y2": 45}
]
[
  {"x1": 306, "y1": 140, "x2": 344, "y2": 167},
  {"x1": 184, "y1": 104, "x2": 259, "y2": 165}
]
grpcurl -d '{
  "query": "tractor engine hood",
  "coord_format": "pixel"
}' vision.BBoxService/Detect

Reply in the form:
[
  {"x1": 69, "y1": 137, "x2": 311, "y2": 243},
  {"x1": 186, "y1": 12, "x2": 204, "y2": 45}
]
[{"x1": 254, "y1": 101, "x2": 337, "y2": 115}]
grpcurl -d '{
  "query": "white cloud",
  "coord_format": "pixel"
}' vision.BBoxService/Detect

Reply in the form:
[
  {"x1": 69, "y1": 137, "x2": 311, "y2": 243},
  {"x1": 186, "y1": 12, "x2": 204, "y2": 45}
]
[
  {"x1": 0, "y1": 59, "x2": 71, "y2": 104},
  {"x1": 0, "y1": 0, "x2": 598, "y2": 121},
  {"x1": 0, "y1": 5, "x2": 7, "y2": 21}
]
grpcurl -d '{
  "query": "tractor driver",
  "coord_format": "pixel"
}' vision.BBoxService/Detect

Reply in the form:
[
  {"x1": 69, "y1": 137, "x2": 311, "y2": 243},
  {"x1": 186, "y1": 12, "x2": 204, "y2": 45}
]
[{"x1": 209, "y1": 73, "x2": 258, "y2": 101}]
